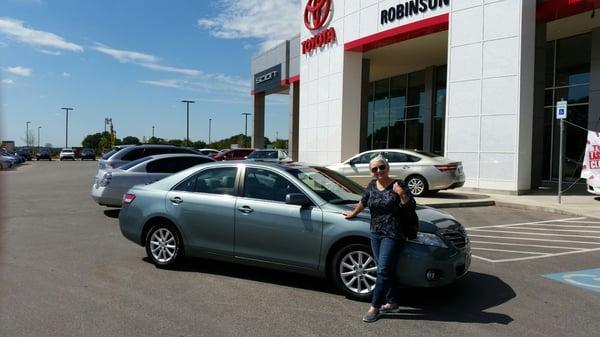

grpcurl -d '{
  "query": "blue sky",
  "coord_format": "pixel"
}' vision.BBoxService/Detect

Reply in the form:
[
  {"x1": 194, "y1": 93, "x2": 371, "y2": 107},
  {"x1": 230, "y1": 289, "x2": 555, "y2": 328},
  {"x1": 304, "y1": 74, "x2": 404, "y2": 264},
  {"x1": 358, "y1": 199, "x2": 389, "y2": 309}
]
[{"x1": 1, "y1": 0, "x2": 300, "y2": 147}]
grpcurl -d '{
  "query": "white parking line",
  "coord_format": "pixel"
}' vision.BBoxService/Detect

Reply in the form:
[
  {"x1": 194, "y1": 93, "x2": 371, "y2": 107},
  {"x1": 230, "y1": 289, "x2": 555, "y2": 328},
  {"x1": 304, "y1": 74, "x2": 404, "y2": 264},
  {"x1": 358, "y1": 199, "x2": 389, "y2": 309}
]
[
  {"x1": 466, "y1": 217, "x2": 600, "y2": 263},
  {"x1": 469, "y1": 240, "x2": 581, "y2": 250},
  {"x1": 471, "y1": 247, "x2": 545, "y2": 255}
]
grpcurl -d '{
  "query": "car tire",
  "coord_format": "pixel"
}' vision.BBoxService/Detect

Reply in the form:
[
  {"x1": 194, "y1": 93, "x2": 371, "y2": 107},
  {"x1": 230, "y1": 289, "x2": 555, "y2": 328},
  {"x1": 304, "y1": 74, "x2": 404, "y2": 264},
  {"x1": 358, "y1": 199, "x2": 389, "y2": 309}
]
[
  {"x1": 145, "y1": 223, "x2": 184, "y2": 269},
  {"x1": 406, "y1": 175, "x2": 428, "y2": 197},
  {"x1": 330, "y1": 243, "x2": 377, "y2": 301}
]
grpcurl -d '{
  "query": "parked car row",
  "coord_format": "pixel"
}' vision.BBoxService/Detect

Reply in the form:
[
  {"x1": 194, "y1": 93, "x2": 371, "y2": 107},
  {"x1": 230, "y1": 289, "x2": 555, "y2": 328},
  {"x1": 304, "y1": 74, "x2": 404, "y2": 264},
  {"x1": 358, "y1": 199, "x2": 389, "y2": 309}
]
[
  {"x1": 0, "y1": 148, "x2": 28, "y2": 169},
  {"x1": 89, "y1": 144, "x2": 471, "y2": 301}
]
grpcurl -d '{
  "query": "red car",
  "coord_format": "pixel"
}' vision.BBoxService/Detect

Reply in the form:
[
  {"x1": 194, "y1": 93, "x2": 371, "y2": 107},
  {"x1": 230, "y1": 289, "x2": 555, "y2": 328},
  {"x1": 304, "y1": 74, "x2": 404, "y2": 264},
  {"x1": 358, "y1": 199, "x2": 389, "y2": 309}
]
[{"x1": 213, "y1": 148, "x2": 255, "y2": 161}]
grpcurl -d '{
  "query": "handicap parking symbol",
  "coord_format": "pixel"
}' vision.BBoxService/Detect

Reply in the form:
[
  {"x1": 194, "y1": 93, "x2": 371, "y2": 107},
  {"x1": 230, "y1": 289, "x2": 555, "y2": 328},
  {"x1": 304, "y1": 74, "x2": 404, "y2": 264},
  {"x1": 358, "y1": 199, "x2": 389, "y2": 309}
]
[{"x1": 544, "y1": 268, "x2": 600, "y2": 294}]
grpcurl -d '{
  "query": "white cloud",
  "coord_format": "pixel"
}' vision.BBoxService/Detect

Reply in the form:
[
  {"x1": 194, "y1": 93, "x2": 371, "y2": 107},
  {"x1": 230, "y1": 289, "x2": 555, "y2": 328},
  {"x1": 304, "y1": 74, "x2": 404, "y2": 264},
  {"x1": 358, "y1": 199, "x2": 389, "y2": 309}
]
[
  {"x1": 0, "y1": 17, "x2": 83, "y2": 52},
  {"x1": 141, "y1": 74, "x2": 250, "y2": 97},
  {"x1": 198, "y1": 0, "x2": 300, "y2": 51},
  {"x1": 94, "y1": 44, "x2": 202, "y2": 76},
  {"x1": 2, "y1": 79, "x2": 14, "y2": 84},
  {"x1": 139, "y1": 63, "x2": 201, "y2": 77},
  {"x1": 5, "y1": 66, "x2": 32, "y2": 76},
  {"x1": 40, "y1": 49, "x2": 60, "y2": 55},
  {"x1": 140, "y1": 79, "x2": 183, "y2": 89},
  {"x1": 0, "y1": 41, "x2": 7, "y2": 47},
  {"x1": 62, "y1": 72, "x2": 70, "y2": 77},
  {"x1": 93, "y1": 44, "x2": 157, "y2": 64}
]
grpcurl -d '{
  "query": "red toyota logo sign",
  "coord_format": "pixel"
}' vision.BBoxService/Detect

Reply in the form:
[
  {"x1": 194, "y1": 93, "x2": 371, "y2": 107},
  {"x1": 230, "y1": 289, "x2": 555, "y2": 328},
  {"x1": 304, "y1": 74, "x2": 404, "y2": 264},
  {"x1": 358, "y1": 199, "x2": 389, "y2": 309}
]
[{"x1": 304, "y1": 0, "x2": 332, "y2": 31}]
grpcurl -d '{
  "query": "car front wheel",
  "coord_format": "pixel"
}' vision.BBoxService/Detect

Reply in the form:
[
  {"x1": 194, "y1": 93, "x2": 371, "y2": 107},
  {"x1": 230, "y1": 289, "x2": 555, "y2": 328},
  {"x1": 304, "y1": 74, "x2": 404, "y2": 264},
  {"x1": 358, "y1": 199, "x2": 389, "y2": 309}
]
[
  {"x1": 331, "y1": 243, "x2": 377, "y2": 300},
  {"x1": 145, "y1": 223, "x2": 183, "y2": 268}
]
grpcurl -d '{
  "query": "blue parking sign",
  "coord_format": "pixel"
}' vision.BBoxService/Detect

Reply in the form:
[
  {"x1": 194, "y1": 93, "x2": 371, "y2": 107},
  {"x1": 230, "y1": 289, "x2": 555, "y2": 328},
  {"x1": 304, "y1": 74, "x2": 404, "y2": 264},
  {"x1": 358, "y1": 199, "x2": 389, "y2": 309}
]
[
  {"x1": 556, "y1": 100, "x2": 567, "y2": 119},
  {"x1": 544, "y1": 268, "x2": 600, "y2": 294}
]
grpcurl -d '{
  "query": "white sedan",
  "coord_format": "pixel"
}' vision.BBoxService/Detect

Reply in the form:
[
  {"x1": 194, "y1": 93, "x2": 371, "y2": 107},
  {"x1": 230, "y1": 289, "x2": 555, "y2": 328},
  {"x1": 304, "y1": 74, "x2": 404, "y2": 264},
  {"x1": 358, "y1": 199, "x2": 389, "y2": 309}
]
[{"x1": 59, "y1": 148, "x2": 75, "y2": 161}]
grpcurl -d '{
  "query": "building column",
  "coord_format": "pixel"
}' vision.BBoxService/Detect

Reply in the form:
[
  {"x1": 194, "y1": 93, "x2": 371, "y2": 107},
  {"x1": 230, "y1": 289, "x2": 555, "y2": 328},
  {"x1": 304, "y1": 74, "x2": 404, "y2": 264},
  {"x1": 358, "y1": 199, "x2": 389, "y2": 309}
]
[
  {"x1": 360, "y1": 59, "x2": 370, "y2": 152},
  {"x1": 340, "y1": 51, "x2": 364, "y2": 161},
  {"x1": 288, "y1": 83, "x2": 300, "y2": 161},
  {"x1": 445, "y1": 0, "x2": 536, "y2": 193},
  {"x1": 531, "y1": 23, "x2": 548, "y2": 188},
  {"x1": 252, "y1": 92, "x2": 265, "y2": 149},
  {"x1": 589, "y1": 28, "x2": 600, "y2": 132}
]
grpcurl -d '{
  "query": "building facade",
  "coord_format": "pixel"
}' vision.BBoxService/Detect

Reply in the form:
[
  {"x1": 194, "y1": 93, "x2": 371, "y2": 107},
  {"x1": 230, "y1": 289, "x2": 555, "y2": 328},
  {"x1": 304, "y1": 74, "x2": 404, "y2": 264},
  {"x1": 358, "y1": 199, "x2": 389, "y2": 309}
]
[{"x1": 252, "y1": 0, "x2": 600, "y2": 194}]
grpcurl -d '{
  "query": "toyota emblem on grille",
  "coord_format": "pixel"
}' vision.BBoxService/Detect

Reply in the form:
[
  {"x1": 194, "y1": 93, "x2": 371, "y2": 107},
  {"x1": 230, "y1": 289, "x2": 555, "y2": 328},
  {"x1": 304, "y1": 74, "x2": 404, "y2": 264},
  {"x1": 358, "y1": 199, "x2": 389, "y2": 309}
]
[{"x1": 304, "y1": 0, "x2": 332, "y2": 31}]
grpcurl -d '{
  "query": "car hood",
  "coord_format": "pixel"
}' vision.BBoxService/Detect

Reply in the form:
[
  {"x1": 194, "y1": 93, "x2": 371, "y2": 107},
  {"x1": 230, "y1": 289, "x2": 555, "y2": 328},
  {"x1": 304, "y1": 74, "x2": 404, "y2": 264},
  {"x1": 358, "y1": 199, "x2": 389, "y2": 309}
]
[{"x1": 322, "y1": 203, "x2": 461, "y2": 233}]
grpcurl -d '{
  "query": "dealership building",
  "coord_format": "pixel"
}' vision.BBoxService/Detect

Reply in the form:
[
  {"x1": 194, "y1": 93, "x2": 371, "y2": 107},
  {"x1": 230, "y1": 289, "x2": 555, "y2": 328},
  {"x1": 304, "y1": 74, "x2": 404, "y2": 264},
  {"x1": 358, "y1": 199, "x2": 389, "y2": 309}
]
[{"x1": 251, "y1": 0, "x2": 600, "y2": 194}]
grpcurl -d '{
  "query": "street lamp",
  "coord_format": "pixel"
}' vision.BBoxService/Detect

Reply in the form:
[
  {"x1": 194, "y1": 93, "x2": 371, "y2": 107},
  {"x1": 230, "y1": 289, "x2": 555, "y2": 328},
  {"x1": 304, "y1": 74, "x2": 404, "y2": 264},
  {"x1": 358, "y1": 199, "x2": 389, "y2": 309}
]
[
  {"x1": 26, "y1": 121, "x2": 31, "y2": 147},
  {"x1": 152, "y1": 126, "x2": 155, "y2": 139},
  {"x1": 62, "y1": 107, "x2": 74, "y2": 148},
  {"x1": 241, "y1": 113, "x2": 251, "y2": 147},
  {"x1": 181, "y1": 100, "x2": 195, "y2": 146},
  {"x1": 208, "y1": 118, "x2": 212, "y2": 145},
  {"x1": 37, "y1": 126, "x2": 41, "y2": 150}
]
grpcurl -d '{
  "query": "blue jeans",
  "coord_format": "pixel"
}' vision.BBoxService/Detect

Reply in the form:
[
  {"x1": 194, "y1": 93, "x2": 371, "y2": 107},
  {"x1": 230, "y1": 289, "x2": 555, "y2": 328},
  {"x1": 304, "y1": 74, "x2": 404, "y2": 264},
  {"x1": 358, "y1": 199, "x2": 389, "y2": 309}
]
[{"x1": 370, "y1": 233, "x2": 402, "y2": 308}]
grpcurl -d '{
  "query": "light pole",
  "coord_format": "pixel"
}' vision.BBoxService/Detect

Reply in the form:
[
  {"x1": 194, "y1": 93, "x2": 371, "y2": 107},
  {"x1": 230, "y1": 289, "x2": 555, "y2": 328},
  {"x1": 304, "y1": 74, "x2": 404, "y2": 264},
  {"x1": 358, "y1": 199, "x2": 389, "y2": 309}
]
[
  {"x1": 152, "y1": 126, "x2": 155, "y2": 138},
  {"x1": 208, "y1": 118, "x2": 212, "y2": 145},
  {"x1": 62, "y1": 107, "x2": 73, "y2": 148},
  {"x1": 181, "y1": 100, "x2": 195, "y2": 146},
  {"x1": 37, "y1": 126, "x2": 41, "y2": 150},
  {"x1": 241, "y1": 113, "x2": 251, "y2": 147},
  {"x1": 26, "y1": 121, "x2": 31, "y2": 147}
]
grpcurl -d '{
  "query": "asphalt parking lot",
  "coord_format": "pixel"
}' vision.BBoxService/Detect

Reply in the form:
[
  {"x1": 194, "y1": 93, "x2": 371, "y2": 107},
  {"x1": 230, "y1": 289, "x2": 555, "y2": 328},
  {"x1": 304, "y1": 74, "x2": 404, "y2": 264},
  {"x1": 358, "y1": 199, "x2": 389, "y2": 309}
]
[{"x1": 1, "y1": 161, "x2": 600, "y2": 337}]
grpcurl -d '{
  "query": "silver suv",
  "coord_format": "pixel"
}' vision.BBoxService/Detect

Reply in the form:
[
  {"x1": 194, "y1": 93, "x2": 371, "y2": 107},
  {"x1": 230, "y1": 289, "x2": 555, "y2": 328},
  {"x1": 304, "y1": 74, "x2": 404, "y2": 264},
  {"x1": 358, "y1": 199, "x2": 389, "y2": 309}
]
[{"x1": 98, "y1": 145, "x2": 199, "y2": 171}]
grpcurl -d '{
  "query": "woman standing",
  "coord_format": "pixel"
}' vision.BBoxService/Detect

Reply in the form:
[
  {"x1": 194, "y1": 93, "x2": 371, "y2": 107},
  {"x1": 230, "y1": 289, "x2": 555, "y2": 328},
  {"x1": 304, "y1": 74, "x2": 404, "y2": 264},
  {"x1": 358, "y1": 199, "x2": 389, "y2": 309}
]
[{"x1": 343, "y1": 155, "x2": 416, "y2": 323}]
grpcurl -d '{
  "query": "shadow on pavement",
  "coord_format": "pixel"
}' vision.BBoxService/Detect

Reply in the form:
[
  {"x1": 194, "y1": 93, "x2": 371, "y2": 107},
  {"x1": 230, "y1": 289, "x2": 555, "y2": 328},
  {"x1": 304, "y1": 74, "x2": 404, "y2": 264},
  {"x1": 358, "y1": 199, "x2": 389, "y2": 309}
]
[
  {"x1": 385, "y1": 272, "x2": 515, "y2": 324},
  {"x1": 144, "y1": 256, "x2": 514, "y2": 324},
  {"x1": 103, "y1": 209, "x2": 120, "y2": 218}
]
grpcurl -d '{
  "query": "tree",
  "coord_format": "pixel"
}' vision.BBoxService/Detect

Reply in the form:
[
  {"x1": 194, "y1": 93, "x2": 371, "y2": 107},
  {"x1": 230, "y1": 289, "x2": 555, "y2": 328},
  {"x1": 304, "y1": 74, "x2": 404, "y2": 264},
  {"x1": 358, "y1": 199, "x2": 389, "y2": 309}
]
[
  {"x1": 82, "y1": 132, "x2": 112, "y2": 152},
  {"x1": 271, "y1": 139, "x2": 288, "y2": 149},
  {"x1": 166, "y1": 139, "x2": 184, "y2": 146},
  {"x1": 122, "y1": 136, "x2": 141, "y2": 145},
  {"x1": 44, "y1": 143, "x2": 53, "y2": 148},
  {"x1": 193, "y1": 140, "x2": 207, "y2": 149}
]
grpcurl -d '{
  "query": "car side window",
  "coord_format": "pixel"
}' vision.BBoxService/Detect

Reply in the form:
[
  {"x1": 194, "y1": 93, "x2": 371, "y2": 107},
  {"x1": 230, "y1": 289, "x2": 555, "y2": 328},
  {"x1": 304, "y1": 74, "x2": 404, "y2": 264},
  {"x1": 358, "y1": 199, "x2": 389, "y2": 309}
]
[
  {"x1": 174, "y1": 157, "x2": 212, "y2": 171},
  {"x1": 383, "y1": 152, "x2": 409, "y2": 163},
  {"x1": 355, "y1": 152, "x2": 380, "y2": 164},
  {"x1": 243, "y1": 168, "x2": 302, "y2": 202},
  {"x1": 193, "y1": 167, "x2": 237, "y2": 195},
  {"x1": 121, "y1": 148, "x2": 145, "y2": 161},
  {"x1": 146, "y1": 158, "x2": 177, "y2": 173}
]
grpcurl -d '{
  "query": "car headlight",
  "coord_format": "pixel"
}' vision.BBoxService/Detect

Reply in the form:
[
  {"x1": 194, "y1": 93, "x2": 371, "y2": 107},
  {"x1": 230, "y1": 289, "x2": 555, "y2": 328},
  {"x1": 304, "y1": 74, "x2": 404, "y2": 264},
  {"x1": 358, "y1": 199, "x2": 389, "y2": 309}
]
[{"x1": 411, "y1": 232, "x2": 448, "y2": 248}]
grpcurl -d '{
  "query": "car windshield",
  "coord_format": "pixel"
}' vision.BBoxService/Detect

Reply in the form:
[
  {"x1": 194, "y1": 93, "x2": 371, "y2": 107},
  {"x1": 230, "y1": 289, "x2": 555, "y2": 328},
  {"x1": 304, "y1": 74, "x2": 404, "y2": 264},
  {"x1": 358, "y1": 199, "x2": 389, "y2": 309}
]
[
  {"x1": 119, "y1": 156, "x2": 153, "y2": 170},
  {"x1": 286, "y1": 166, "x2": 364, "y2": 204},
  {"x1": 101, "y1": 148, "x2": 121, "y2": 160},
  {"x1": 247, "y1": 151, "x2": 278, "y2": 159}
]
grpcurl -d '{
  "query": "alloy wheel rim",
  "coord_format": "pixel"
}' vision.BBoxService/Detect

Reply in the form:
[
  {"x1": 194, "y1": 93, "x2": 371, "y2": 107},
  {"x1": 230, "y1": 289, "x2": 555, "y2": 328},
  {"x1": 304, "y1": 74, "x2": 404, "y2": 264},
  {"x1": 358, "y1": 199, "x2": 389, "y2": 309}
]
[
  {"x1": 339, "y1": 250, "x2": 377, "y2": 294},
  {"x1": 408, "y1": 178, "x2": 424, "y2": 195},
  {"x1": 150, "y1": 228, "x2": 176, "y2": 263}
]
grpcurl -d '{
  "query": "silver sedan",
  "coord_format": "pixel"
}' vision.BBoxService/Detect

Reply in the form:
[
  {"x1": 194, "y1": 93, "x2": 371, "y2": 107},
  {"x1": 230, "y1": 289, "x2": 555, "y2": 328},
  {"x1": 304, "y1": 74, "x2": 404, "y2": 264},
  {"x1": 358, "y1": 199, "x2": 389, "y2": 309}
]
[
  {"x1": 91, "y1": 153, "x2": 214, "y2": 207},
  {"x1": 327, "y1": 149, "x2": 465, "y2": 196}
]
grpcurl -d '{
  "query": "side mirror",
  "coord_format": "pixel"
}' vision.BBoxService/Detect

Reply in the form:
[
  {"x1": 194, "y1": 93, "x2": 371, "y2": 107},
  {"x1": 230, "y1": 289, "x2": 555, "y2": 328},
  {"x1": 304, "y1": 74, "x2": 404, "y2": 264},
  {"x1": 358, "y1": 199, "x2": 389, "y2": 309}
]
[{"x1": 285, "y1": 193, "x2": 312, "y2": 207}]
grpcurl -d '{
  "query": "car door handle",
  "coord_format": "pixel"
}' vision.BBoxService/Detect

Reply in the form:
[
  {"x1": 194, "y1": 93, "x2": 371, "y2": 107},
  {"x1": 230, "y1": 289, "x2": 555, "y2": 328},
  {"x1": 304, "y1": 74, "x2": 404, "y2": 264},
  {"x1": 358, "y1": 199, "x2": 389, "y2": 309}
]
[
  {"x1": 170, "y1": 196, "x2": 183, "y2": 204},
  {"x1": 237, "y1": 205, "x2": 254, "y2": 214}
]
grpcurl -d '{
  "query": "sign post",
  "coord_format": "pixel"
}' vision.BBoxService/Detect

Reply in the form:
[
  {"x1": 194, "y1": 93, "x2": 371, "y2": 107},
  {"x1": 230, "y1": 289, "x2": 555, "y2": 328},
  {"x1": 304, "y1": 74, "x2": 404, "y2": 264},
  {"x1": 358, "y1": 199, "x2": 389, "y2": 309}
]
[{"x1": 556, "y1": 100, "x2": 567, "y2": 204}]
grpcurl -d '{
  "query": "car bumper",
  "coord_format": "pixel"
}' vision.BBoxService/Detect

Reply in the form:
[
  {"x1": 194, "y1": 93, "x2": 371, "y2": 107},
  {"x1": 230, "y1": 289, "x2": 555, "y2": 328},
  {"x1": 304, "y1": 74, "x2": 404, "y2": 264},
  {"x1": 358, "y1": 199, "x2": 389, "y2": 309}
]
[
  {"x1": 90, "y1": 184, "x2": 124, "y2": 207},
  {"x1": 119, "y1": 204, "x2": 145, "y2": 246},
  {"x1": 395, "y1": 242, "x2": 471, "y2": 287},
  {"x1": 588, "y1": 183, "x2": 600, "y2": 195}
]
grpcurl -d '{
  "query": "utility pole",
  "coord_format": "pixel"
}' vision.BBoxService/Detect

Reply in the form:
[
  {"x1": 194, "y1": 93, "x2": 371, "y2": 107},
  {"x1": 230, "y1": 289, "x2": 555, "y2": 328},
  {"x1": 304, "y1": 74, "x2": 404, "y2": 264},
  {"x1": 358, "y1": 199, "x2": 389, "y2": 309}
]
[
  {"x1": 181, "y1": 100, "x2": 195, "y2": 146},
  {"x1": 241, "y1": 113, "x2": 251, "y2": 147},
  {"x1": 62, "y1": 107, "x2": 73, "y2": 148},
  {"x1": 37, "y1": 126, "x2": 41, "y2": 150},
  {"x1": 26, "y1": 121, "x2": 31, "y2": 147},
  {"x1": 208, "y1": 118, "x2": 212, "y2": 145}
]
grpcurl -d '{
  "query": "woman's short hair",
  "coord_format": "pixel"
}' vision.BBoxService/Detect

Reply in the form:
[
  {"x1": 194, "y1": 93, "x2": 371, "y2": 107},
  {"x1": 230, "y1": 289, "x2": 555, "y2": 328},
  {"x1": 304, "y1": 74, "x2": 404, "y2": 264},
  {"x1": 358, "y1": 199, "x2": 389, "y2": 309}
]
[{"x1": 369, "y1": 155, "x2": 389, "y2": 170}]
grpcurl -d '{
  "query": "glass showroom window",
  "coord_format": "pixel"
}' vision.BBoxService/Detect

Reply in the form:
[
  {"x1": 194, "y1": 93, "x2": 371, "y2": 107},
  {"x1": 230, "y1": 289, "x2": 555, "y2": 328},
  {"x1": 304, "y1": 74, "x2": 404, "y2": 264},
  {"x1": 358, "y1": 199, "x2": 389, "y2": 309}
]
[{"x1": 542, "y1": 33, "x2": 591, "y2": 181}]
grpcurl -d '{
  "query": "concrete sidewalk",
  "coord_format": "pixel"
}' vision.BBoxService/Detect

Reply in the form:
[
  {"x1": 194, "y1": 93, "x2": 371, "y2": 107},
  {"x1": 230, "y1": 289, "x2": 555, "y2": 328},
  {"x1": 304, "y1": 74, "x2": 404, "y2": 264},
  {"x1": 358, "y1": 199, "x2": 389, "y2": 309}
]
[{"x1": 417, "y1": 186, "x2": 600, "y2": 219}]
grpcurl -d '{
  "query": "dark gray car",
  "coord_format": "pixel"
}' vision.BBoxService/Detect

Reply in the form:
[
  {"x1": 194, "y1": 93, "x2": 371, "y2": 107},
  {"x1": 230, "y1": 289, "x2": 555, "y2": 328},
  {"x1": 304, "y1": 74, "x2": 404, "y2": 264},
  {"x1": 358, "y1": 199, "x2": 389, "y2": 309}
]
[{"x1": 119, "y1": 161, "x2": 471, "y2": 300}]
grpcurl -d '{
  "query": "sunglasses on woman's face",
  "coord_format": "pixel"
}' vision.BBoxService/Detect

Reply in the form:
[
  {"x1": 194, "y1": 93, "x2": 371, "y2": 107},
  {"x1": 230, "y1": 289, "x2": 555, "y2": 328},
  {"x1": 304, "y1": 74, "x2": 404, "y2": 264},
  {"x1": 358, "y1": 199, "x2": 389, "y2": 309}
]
[{"x1": 371, "y1": 164, "x2": 387, "y2": 173}]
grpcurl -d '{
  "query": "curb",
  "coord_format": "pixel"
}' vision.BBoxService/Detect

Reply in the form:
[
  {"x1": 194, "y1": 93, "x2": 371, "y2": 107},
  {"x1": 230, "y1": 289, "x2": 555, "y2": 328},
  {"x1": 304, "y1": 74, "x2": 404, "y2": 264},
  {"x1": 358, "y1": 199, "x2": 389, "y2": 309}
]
[
  {"x1": 493, "y1": 200, "x2": 586, "y2": 217},
  {"x1": 421, "y1": 200, "x2": 496, "y2": 209}
]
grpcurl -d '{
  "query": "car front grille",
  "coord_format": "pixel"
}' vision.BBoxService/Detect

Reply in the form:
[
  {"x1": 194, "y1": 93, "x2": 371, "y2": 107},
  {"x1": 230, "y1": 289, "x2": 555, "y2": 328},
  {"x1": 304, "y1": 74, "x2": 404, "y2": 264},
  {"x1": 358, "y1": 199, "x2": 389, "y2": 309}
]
[{"x1": 440, "y1": 228, "x2": 468, "y2": 249}]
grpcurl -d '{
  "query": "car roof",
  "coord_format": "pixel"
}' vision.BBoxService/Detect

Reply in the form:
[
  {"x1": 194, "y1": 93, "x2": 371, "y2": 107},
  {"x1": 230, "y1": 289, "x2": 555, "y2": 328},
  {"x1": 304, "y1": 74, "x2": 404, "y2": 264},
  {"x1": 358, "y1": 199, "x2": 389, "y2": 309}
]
[{"x1": 144, "y1": 153, "x2": 214, "y2": 161}]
